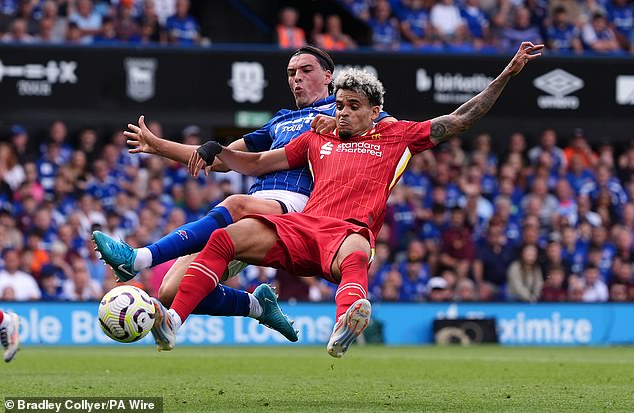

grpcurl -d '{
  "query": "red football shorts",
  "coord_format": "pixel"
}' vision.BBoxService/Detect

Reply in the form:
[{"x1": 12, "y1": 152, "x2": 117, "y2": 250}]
[{"x1": 244, "y1": 213, "x2": 375, "y2": 284}]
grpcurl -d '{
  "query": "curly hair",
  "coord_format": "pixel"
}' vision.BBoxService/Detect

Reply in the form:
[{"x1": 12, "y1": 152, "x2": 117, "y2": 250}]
[{"x1": 333, "y1": 68, "x2": 385, "y2": 108}]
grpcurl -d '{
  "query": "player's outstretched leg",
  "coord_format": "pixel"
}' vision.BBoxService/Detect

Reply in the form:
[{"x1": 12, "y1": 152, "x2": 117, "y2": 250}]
[
  {"x1": 150, "y1": 298, "x2": 177, "y2": 351},
  {"x1": 92, "y1": 231, "x2": 139, "y2": 282},
  {"x1": 327, "y1": 298, "x2": 371, "y2": 358},
  {"x1": 253, "y1": 284, "x2": 298, "y2": 342},
  {"x1": 0, "y1": 311, "x2": 21, "y2": 362}
]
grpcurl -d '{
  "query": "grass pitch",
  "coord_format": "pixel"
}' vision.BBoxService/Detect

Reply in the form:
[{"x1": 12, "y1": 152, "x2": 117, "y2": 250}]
[{"x1": 3, "y1": 345, "x2": 634, "y2": 412}]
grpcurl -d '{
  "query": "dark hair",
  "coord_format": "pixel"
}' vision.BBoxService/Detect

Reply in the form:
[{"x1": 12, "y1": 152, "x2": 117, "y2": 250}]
[{"x1": 292, "y1": 45, "x2": 334, "y2": 73}]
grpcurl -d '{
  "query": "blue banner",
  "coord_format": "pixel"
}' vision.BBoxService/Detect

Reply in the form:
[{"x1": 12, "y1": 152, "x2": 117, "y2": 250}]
[{"x1": 2, "y1": 302, "x2": 634, "y2": 346}]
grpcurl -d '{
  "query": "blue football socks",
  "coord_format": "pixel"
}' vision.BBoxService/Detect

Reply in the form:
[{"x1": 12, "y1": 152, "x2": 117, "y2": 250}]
[
  {"x1": 192, "y1": 285, "x2": 250, "y2": 317},
  {"x1": 147, "y1": 206, "x2": 233, "y2": 267}
]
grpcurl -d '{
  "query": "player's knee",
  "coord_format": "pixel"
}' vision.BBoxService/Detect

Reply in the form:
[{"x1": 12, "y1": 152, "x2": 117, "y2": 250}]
[{"x1": 220, "y1": 195, "x2": 249, "y2": 220}]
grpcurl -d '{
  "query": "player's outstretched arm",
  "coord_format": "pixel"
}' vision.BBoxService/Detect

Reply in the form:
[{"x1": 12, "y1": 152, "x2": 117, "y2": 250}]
[
  {"x1": 125, "y1": 115, "x2": 199, "y2": 164},
  {"x1": 189, "y1": 143, "x2": 290, "y2": 177},
  {"x1": 428, "y1": 42, "x2": 543, "y2": 146}
]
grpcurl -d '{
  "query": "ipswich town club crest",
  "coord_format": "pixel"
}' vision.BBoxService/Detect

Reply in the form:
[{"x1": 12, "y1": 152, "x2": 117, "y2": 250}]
[{"x1": 124, "y1": 58, "x2": 157, "y2": 102}]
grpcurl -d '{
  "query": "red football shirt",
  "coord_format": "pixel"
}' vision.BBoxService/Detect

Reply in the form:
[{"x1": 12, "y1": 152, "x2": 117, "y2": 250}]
[{"x1": 285, "y1": 120, "x2": 434, "y2": 236}]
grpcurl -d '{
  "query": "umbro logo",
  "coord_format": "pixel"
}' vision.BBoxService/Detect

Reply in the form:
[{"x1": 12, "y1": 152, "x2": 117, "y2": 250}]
[
  {"x1": 533, "y1": 69, "x2": 583, "y2": 97},
  {"x1": 320, "y1": 142, "x2": 333, "y2": 159},
  {"x1": 533, "y1": 69, "x2": 583, "y2": 110}
]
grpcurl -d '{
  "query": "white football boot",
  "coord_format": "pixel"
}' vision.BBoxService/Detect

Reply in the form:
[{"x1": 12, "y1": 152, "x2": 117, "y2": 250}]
[{"x1": 327, "y1": 299, "x2": 371, "y2": 358}]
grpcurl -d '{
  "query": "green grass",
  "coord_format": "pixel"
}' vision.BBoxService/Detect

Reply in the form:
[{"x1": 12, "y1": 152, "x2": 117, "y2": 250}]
[{"x1": 3, "y1": 346, "x2": 634, "y2": 412}]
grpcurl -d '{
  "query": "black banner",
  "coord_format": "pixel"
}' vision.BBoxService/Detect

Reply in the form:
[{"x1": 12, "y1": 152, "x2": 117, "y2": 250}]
[{"x1": 0, "y1": 45, "x2": 632, "y2": 143}]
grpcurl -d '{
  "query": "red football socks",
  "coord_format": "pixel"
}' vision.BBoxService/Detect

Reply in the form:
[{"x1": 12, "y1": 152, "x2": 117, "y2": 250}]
[
  {"x1": 170, "y1": 229, "x2": 235, "y2": 322},
  {"x1": 334, "y1": 250, "x2": 369, "y2": 319}
]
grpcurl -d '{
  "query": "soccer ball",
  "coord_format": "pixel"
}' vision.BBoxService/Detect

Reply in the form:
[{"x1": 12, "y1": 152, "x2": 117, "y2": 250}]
[{"x1": 98, "y1": 285, "x2": 156, "y2": 343}]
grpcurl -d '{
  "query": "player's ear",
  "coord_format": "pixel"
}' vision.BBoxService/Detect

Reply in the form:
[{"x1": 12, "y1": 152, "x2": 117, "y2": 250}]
[
  {"x1": 370, "y1": 105, "x2": 381, "y2": 121},
  {"x1": 324, "y1": 70, "x2": 333, "y2": 86}
]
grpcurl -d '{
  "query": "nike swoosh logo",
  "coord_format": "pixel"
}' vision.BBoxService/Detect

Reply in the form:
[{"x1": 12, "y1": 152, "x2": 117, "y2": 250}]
[{"x1": 117, "y1": 264, "x2": 135, "y2": 277}]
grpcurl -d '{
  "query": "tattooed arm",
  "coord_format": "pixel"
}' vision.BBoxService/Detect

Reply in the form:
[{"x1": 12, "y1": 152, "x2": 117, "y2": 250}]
[{"x1": 429, "y1": 42, "x2": 544, "y2": 146}]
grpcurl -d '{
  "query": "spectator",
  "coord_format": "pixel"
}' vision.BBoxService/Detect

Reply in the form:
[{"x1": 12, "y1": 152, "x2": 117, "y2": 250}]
[
  {"x1": 65, "y1": 21, "x2": 84, "y2": 44},
  {"x1": 93, "y1": 15, "x2": 118, "y2": 43},
  {"x1": 399, "y1": 240, "x2": 431, "y2": 301},
  {"x1": 440, "y1": 206, "x2": 476, "y2": 280},
  {"x1": 528, "y1": 128, "x2": 567, "y2": 173},
  {"x1": 314, "y1": 14, "x2": 356, "y2": 51},
  {"x1": 77, "y1": 128, "x2": 101, "y2": 165},
  {"x1": 454, "y1": 277, "x2": 477, "y2": 301},
  {"x1": 399, "y1": 0, "x2": 435, "y2": 49},
  {"x1": 580, "y1": 163, "x2": 628, "y2": 210},
  {"x1": 564, "y1": 128, "x2": 598, "y2": 168},
  {"x1": 86, "y1": 159, "x2": 121, "y2": 211},
  {"x1": 430, "y1": 0, "x2": 468, "y2": 46},
  {"x1": 275, "y1": 6, "x2": 305, "y2": 49},
  {"x1": 41, "y1": 120, "x2": 73, "y2": 164},
  {"x1": 590, "y1": 225, "x2": 616, "y2": 277},
  {"x1": 308, "y1": 13, "x2": 324, "y2": 46},
  {"x1": 609, "y1": 282, "x2": 628, "y2": 301},
  {"x1": 507, "y1": 243, "x2": 544, "y2": 302},
  {"x1": 460, "y1": 0, "x2": 491, "y2": 49},
  {"x1": 522, "y1": 177, "x2": 559, "y2": 230},
  {"x1": 0, "y1": 249, "x2": 41, "y2": 300},
  {"x1": 606, "y1": 0, "x2": 633, "y2": 50},
  {"x1": 581, "y1": 11, "x2": 621, "y2": 53},
  {"x1": 0, "y1": 142, "x2": 25, "y2": 195},
  {"x1": 491, "y1": 0, "x2": 519, "y2": 32},
  {"x1": 380, "y1": 268, "x2": 403, "y2": 301},
  {"x1": 581, "y1": 265, "x2": 609, "y2": 302},
  {"x1": 114, "y1": 1, "x2": 141, "y2": 42},
  {"x1": 61, "y1": 257, "x2": 102, "y2": 301},
  {"x1": 69, "y1": 0, "x2": 103, "y2": 43},
  {"x1": 14, "y1": 0, "x2": 38, "y2": 35},
  {"x1": 1, "y1": 17, "x2": 35, "y2": 43},
  {"x1": 342, "y1": 0, "x2": 371, "y2": 22},
  {"x1": 138, "y1": 0, "x2": 165, "y2": 44},
  {"x1": 473, "y1": 221, "x2": 515, "y2": 300},
  {"x1": 499, "y1": 6, "x2": 543, "y2": 52},
  {"x1": 540, "y1": 264, "x2": 568, "y2": 301},
  {"x1": 368, "y1": 0, "x2": 401, "y2": 50},
  {"x1": 39, "y1": 268, "x2": 64, "y2": 301},
  {"x1": 613, "y1": 225, "x2": 633, "y2": 262},
  {"x1": 39, "y1": 0, "x2": 67, "y2": 43},
  {"x1": 164, "y1": 0, "x2": 200, "y2": 45},
  {"x1": 427, "y1": 276, "x2": 451, "y2": 301},
  {"x1": 609, "y1": 256, "x2": 634, "y2": 299},
  {"x1": 545, "y1": 6, "x2": 583, "y2": 53},
  {"x1": 553, "y1": 178, "x2": 578, "y2": 226},
  {"x1": 0, "y1": 209, "x2": 23, "y2": 251}
]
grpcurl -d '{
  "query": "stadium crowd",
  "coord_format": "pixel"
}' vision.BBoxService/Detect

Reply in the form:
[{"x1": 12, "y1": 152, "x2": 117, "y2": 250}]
[
  {"x1": 0, "y1": 0, "x2": 632, "y2": 53},
  {"x1": 334, "y1": 0, "x2": 634, "y2": 53},
  {"x1": 0, "y1": 120, "x2": 632, "y2": 304}
]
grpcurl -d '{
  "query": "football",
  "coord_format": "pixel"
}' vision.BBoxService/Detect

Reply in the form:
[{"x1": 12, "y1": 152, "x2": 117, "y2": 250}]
[{"x1": 98, "y1": 285, "x2": 156, "y2": 343}]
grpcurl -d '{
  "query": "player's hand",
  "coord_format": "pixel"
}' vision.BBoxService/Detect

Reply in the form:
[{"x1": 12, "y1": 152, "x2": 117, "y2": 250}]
[
  {"x1": 504, "y1": 42, "x2": 544, "y2": 77},
  {"x1": 310, "y1": 114, "x2": 336, "y2": 134},
  {"x1": 188, "y1": 140, "x2": 222, "y2": 176},
  {"x1": 124, "y1": 115, "x2": 161, "y2": 155}
]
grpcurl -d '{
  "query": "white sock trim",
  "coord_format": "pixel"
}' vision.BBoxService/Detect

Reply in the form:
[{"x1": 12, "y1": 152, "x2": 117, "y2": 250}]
[
  {"x1": 133, "y1": 247, "x2": 153, "y2": 271},
  {"x1": 248, "y1": 293, "x2": 263, "y2": 319},
  {"x1": 167, "y1": 309, "x2": 182, "y2": 331}
]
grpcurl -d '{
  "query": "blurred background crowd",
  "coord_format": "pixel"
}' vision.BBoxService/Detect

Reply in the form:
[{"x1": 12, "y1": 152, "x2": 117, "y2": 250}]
[
  {"x1": 0, "y1": 0, "x2": 633, "y2": 54},
  {"x1": 0, "y1": 119, "x2": 632, "y2": 304}
]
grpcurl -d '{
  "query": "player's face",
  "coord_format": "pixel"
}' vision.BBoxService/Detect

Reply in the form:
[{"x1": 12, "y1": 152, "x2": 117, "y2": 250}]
[
  {"x1": 287, "y1": 54, "x2": 332, "y2": 109},
  {"x1": 335, "y1": 89, "x2": 380, "y2": 139}
]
